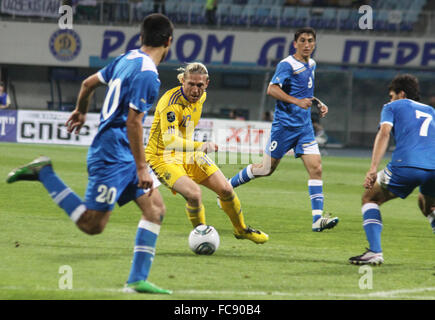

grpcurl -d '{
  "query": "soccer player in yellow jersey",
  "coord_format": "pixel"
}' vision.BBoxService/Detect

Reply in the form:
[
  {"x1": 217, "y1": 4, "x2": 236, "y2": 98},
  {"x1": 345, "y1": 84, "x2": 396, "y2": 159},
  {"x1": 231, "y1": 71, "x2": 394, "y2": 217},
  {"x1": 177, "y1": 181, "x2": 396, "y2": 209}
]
[{"x1": 145, "y1": 62, "x2": 268, "y2": 244}]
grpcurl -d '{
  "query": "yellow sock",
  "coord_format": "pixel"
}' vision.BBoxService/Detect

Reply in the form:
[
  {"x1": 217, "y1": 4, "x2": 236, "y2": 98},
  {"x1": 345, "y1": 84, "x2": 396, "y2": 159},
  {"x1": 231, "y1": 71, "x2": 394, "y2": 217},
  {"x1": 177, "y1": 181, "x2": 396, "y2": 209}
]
[
  {"x1": 218, "y1": 191, "x2": 247, "y2": 233},
  {"x1": 185, "y1": 203, "x2": 206, "y2": 227}
]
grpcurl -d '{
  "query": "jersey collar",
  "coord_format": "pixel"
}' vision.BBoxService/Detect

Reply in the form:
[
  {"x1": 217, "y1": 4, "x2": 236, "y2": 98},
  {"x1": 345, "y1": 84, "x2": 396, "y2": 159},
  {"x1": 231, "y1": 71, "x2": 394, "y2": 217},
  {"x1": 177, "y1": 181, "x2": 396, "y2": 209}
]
[{"x1": 179, "y1": 86, "x2": 191, "y2": 107}]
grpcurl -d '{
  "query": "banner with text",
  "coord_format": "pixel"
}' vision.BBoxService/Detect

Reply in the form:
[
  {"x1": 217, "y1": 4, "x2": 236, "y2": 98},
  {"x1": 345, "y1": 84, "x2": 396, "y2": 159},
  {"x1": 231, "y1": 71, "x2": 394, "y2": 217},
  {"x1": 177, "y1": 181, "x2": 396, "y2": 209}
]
[
  {"x1": 5, "y1": 110, "x2": 272, "y2": 159},
  {"x1": 0, "y1": 21, "x2": 434, "y2": 68},
  {"x1": 1, "y1": 0, "x2": 62, "y2": 18}
]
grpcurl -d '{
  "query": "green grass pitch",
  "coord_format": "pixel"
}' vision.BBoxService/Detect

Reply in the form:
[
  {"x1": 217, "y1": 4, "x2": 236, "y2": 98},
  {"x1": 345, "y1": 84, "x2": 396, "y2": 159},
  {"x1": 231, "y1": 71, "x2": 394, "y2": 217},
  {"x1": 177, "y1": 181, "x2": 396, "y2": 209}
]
[{"x1": 0, "y1": 142, "x2": 434, "y2": 300}]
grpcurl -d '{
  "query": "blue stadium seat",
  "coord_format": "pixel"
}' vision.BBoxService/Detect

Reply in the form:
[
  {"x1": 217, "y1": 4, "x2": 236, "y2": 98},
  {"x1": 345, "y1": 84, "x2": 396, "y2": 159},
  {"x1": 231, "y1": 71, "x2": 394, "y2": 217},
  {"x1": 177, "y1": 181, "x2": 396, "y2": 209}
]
[
  {"x1": 217, "y1": 3, "x2": 232, "y2": 25},
  {"x1": 239, "y1": 5, "x2": 255, "y2": 26},
  {"x1": 268, "y1": 6, "x2": 281, "y2": 27},
  {"x1": 374, "y1": 10, "x2": 388, "y2": 30},
  {"x1": 252, "y1": 6, "x2": 271, "y2": 26},
  {"x1": 165, "y1": 0, "x2": 179, "y2": 23},
  {"x1": 190, "y1": 3, "x2": 205, "y2": 25},
  {"x1": 229, "y1": 5, "x2": 245, "y2": 26},
  {"x1": 280, "y1": 6, "x2": 297, "y2": 27},
  {"x1": 294, "y1": 7, "x2": 310, "y2": 28},
  {"x1": 322, "y1": 8, "x2": 337, "y2": 29}
]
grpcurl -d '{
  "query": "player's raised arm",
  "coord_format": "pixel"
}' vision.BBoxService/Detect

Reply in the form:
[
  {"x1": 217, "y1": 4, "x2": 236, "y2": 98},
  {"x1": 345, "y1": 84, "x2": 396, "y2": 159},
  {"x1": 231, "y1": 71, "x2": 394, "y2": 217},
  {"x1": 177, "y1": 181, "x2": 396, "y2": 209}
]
[{"x1": 66, "y1": 73, "x2": 103, "y2": 134}]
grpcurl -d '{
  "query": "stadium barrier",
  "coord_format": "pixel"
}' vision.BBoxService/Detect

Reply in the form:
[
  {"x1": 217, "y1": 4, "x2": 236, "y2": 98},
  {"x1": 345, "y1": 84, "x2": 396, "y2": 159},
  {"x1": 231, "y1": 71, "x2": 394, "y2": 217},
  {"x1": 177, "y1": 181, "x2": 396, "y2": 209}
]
[{"x1": 0, "y1": 109, "x2": 271, "y2": 164}]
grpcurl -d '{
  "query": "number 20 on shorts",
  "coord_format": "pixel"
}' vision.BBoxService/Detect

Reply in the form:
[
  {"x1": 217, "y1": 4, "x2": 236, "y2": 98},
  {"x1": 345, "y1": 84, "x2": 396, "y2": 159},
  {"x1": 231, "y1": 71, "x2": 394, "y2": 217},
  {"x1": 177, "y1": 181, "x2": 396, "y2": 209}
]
[{"x1": 96, "y1": 185, "x2": 117, "y2": 204}]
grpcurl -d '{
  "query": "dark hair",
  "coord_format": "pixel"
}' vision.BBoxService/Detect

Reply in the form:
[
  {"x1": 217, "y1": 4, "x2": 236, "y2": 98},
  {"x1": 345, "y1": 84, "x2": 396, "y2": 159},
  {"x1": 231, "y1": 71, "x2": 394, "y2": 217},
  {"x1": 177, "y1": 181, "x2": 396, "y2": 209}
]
[
  {"x1": 141, "y1": 13, "x2": 174, "y2": 47},
  {"x1": 294, "y1": 27, "x2": 316, "y2": 42},
  {"x1": 0, "y1": 82, "x2": 4, "y2": 88},
  {"x1": 388, "y1": 74, "x2": 420, "y2": 101}
]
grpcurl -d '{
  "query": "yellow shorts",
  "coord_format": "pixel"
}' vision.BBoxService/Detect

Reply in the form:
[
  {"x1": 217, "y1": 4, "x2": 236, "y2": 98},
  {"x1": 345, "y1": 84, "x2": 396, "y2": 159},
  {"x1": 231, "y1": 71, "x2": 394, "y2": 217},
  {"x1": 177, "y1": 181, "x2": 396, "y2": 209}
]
[{"x1": 146, "y1": 152, "x2": 219, "y2": 189}]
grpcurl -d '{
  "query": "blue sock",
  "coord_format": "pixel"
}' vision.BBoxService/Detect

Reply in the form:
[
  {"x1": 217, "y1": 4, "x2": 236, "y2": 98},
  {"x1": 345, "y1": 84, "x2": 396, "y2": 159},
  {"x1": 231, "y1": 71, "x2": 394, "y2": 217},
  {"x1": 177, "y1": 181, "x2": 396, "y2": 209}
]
[
  {"x1": 308, "y1": 180, "x2": 324, "y2": 223},
  {"x1": 127, "y1": 220, "x2": 160, "y2": 284},
  {"x1": 38, "y1": 166, "x2": 86, "y2": 223},
  {"x1": 230, "y1": 164, "x2": 255, "y2": 188},
  {"x1": 362, "y1": 203, "x2": 383, "y2": 253}
]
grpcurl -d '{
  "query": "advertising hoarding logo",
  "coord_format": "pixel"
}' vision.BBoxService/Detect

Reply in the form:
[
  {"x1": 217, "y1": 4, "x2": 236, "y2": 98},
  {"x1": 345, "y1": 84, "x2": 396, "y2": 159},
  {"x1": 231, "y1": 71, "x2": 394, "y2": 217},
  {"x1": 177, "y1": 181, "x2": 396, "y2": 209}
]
[{"x1": 49, "y1": 29, "x2": 81, "y2": 61}]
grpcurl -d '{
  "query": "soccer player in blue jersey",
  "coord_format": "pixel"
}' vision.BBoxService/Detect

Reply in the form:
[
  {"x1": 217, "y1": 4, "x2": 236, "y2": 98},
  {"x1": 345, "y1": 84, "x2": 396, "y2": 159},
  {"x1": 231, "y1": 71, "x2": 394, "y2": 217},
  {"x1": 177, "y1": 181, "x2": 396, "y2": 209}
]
[
  {"x1": 6, "y1": 14, "x2": 174, "y2": 293},
  {"x1": 229, "y1": 27, "x2": 339, "y2": 232},
  {"x1": 349, "y1": 74, "x2": 435, "y2": 265}
]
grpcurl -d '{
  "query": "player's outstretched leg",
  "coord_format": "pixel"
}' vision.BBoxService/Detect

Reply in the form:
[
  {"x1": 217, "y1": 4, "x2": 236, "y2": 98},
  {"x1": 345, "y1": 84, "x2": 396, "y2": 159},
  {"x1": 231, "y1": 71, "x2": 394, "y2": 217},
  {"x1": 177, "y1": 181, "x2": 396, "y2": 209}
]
[
  {"x1": 202, "y1": 170, "x2": 268, "y2": 244},
  {"x1": 308, "y1": 180, "x2": 339, "y2": 232},
  {"x1": 6, "y1": 156, "x2": 86, "y2": 223},
  {"x1": 125, "y1": 192, "x2": 172, "y2": 295},
  {"x1": 6, "y1": 156, "x2": 52, "y2": 183},
  {"x1": 185, "y1": 203, "x2": 206, "y2": 227},
  {"x1": 349, "y1": 203, "x2": 384, "y2": 265},
  {"x1": 217, "y1": 191, "x2": 269, "y2": 244},
  {"x1": 229, "y1": 164, "x2": 255, "y2": 189}
]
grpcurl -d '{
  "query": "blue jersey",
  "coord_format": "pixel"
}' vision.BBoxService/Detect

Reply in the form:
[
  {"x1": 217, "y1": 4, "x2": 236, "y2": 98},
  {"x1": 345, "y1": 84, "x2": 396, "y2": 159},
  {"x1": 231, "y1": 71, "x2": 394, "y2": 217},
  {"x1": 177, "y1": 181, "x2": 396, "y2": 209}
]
[
  {"x1": 270, "y1": 55, "x2": 316, "y2": 128},
  {"x1": 88, "y1": 49, "x2": 160, "y2": 164},
  {"x1": 380, "y1": 99, "x2": 435, "y2": 169}
]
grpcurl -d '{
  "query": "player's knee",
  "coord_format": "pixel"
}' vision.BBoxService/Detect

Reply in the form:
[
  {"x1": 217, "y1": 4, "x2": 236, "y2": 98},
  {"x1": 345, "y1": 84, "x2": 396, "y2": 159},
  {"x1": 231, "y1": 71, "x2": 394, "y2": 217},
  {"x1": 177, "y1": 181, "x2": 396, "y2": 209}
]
[
  {"x1": 218, "y1": 183, "x2": 234, "y2": 199},
  {"x1": 255, "y1": 164, "x2": 275, "y2": 176},
  {"x1": 309, "y1": 164, "x2": 322, "y2": 179},
  {"x1": 79, "y1": 221, "x2": 105, "y2": 235},
  {"x1": 186, "y1": 185, "x2": 202, "y2": 203},
  {"x1": 361, "y1": 193, "x2": 380, "y2": 206},
  {"x1": 155, "y1": 202, "x2": 166, "y2": 221},
  {"x1": 267, "y1": 164, "x2": 278, "y2": 176},
  {"x1": 76, "y1": 210, "x2": 106, "y2": 235}
]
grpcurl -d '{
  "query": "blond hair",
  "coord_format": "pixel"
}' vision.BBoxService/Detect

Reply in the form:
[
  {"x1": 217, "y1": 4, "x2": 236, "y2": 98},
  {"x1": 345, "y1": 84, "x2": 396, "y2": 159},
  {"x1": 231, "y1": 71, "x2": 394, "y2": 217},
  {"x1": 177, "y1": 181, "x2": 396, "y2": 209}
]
[{"x1": 177, "y1": 62, "x2": 209, "y2": 83}]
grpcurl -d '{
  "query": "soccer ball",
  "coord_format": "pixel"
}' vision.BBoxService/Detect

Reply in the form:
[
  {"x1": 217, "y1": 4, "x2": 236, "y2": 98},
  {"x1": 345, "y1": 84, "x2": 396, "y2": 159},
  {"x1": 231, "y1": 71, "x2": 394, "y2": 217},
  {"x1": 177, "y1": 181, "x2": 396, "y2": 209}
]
[{"x1": 188, "y1": 225, "x2": 220, "y2": 255}]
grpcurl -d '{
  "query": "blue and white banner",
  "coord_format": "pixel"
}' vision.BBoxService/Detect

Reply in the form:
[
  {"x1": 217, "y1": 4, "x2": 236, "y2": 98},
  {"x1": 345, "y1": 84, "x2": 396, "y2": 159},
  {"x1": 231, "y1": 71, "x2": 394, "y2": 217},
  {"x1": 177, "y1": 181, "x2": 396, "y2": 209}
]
[
  {"x1": 0, "y1": 110, "x2": 17, "y2": 142},
  {"x1": 0, "y1": 21, "x2": 433, "y2": 68},
  {"x1": 1, "y1": 0, "x2": 62, "y2": 18}
]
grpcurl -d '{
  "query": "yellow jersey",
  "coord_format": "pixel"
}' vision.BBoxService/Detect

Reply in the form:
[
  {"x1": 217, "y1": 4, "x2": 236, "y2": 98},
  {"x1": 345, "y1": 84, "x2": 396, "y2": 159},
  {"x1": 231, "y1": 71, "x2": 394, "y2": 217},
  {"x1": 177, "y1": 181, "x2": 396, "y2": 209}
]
[{"x1": 145, "y1": 86, "x2": 206, "y2": 160}]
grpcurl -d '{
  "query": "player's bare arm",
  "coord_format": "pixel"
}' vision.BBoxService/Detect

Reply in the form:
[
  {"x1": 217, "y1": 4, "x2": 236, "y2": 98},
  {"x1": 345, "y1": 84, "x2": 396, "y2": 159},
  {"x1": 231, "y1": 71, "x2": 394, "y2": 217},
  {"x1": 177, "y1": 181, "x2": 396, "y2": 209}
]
[
  {"x1": 267, "y1": 83, "x2": 312, "y2": 109},
  {"x1": 66, "y1": 73, "x2": 103, "y2": 134},
  {"x1": 364, "y1": 123, "x2": 392, "y2": 189},
  {"x1": 127, "y1": 108, "x2": 153, "y2": 194}
]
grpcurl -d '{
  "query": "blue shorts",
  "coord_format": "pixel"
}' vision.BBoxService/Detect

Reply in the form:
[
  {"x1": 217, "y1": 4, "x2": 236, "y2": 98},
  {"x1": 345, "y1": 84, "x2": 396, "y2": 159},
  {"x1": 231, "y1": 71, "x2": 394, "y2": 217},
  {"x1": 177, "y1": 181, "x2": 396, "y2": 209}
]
[
  {"x1": 377, "y1": 163, "x2": 435, "y2": 199},
  {"x1": 85, "y1": 160, "x2": 159, "y2": 212},
  {"x1": 264, "y1": 122, "x2": 319, "y2": 159}
]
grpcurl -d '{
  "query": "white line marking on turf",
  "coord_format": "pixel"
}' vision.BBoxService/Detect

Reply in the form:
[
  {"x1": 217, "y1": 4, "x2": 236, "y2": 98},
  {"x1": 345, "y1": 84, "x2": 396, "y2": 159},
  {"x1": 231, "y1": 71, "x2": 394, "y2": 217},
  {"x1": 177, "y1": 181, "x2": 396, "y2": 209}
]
[{"x1": 1, "y1": 286, "x2": 435, "y2": 299}]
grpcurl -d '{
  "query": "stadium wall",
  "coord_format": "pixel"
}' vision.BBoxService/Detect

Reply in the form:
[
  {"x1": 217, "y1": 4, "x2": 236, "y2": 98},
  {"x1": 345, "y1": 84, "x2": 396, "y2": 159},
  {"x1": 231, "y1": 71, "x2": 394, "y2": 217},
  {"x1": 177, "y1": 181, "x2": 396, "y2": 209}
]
[{"x1": 0, "y1": 21, "x2": 434, "y2": 68}]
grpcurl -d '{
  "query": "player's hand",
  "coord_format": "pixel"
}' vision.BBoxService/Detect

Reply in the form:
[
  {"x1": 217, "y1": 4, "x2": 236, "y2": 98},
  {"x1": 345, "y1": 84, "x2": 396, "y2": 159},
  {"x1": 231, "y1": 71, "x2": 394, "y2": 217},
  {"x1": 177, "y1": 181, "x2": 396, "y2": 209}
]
[
  {"x1": 318, "y1": 104, "x2": 328, "y2": 118},
  {"x1": 297, "y1": 98, "x2": 313, "y2": 109},
  {"x1": 201, "y1": 142, "x2": 218, "y2": 154},
  {"x1": 137, "y1": 167, "x2": 154, "y2": 196},
  {"x1": 312, "y1": 97, "x2": 329, "y2": 118},
  {"x1": 315, "y1": 100, "x2": 328, "y2": 118},
  {"x1": 364, "y1": 169, "x2": 377, "y2": 189},
  {"x1": 66, "y1": 110, "x2": 86, "y2": 134}
]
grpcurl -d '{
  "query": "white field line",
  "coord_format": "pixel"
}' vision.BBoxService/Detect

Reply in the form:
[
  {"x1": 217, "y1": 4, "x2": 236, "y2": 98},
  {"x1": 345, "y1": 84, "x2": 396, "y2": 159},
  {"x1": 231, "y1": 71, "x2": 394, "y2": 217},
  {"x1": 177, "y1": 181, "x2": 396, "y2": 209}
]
[{"x1": 1, "y1": 286, "x2": 435, "y2": 299}]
